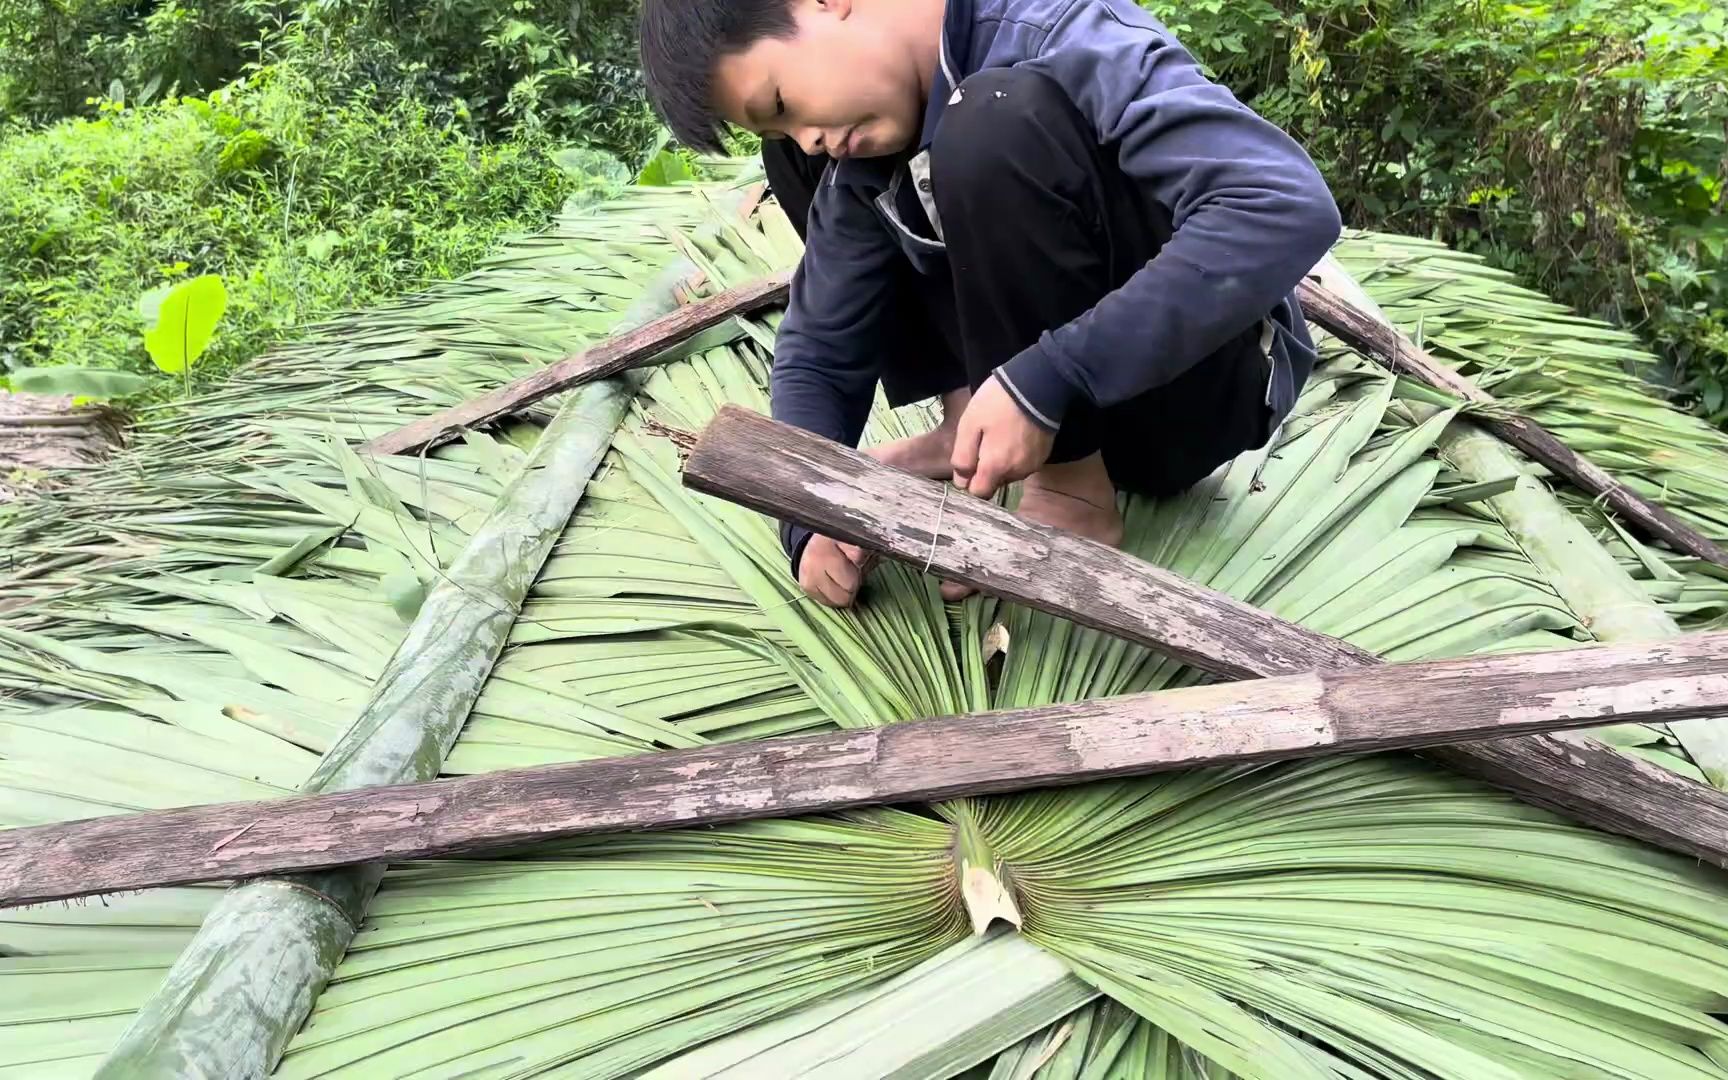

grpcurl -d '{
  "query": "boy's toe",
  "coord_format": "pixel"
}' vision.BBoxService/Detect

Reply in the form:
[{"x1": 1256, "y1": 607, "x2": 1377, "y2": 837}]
[{"x1": 939, "y1": 579, "x2": 978, "y2": 602}]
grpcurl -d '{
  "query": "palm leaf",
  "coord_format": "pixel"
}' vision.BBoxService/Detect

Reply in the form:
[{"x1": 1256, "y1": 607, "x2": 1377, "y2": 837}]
[{"x1": 1333, "y1": 230, "x2": 1728, "y2": 620}]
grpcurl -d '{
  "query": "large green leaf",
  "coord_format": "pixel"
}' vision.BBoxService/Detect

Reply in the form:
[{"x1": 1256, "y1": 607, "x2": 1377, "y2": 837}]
[
  {"x1": 142, "y1": 274, "x2": 227, "y2": 374},
  {"x1": 7, "y1": 367, "x2": 151, "y2": 399}
]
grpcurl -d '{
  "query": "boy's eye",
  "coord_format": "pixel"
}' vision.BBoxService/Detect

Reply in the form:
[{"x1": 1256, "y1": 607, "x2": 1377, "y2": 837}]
[{"x1": 774, "y1": 91, "x2": 786, "y2": 117}]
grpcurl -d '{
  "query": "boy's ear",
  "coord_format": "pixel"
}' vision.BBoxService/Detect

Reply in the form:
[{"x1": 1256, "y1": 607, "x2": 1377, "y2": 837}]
[{"x1": 816, "y1": 0, "x2": 855, "y2": 20}]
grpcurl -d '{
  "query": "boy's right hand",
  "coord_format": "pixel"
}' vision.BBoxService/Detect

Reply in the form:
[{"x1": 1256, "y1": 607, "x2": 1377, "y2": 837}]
[{"x1": 798, "y1": 536, "x2": 875, "y2": 608}]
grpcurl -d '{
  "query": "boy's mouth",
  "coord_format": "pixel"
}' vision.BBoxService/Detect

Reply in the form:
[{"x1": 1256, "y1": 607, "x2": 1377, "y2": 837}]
[{"x1": 830, "y1": 126, "x2": 858, "y2": 159}]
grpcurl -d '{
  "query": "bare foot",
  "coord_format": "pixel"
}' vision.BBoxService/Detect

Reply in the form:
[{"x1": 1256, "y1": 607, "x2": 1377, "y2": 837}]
[
  {"x1": 1016, "y1": 454, "x2": 1125, "y2": 546},
  {"x1": 868, "y1": 426, "x2": 958, "y2": 479},
  {"x1": 939, "y1": 578, "x2": 978, "y2": 601},
  {"x1": 866, "y1": 388, "x2": 971, "y2": 479},
  {"x1": 939, "y1": 454, "x2": 1122, "y2": 601}
]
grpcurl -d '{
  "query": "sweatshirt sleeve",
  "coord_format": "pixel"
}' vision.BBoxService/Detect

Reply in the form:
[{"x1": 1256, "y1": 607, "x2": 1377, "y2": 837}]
[
  {"x1": 997, "y1": 0, "x2": 1342, "y2": 427},
  {"x1": 770, "y1": 172, "x2": 900, "y2": 569}
]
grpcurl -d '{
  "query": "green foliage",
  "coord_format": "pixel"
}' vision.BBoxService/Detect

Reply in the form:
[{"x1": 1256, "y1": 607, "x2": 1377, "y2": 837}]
[
  {"x1": 1143, "y1": 0, "x2": 1728, "y2": 423},
  {"x1": 635, "y1": 131, "x2": 701, "y2": 186},
  {"x1": 0, "y1": 0, "x2": 268, "y2": 121},
  {"x1": 0, "y1": 61, "x2": 595, "y2": 395},
  {"x1": 0, "y1": 0, "x2": 657, "y2": 164}
]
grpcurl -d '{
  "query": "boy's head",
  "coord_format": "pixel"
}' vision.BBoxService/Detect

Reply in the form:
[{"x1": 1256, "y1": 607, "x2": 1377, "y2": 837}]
[{"x1": 640, "y1": 0, "x2": 935, "y2": 160}]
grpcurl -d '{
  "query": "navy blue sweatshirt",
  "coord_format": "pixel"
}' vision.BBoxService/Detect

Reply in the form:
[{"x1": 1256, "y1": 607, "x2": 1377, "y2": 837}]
[{"x1": 771, "y1": 0, "x2": 1342, "y2": 566}]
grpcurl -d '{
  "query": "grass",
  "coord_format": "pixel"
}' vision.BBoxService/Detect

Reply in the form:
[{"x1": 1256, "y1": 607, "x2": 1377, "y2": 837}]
[{"x1": 0, "y1": 60, "x2": 624, "y2": 402}]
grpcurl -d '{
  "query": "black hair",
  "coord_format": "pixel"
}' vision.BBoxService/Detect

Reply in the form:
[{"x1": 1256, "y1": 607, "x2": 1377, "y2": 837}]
[{"x1": 639, "y1": 0, "x2": 800, "y2": 153}]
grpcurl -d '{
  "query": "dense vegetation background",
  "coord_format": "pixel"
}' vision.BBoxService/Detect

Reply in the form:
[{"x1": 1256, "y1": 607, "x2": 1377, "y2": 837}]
[{"x1": 0, "y1": 0, "x2": 1722, "y2": 421}]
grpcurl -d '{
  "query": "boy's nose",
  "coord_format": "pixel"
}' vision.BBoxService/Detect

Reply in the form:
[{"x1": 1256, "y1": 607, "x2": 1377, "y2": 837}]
[{"x1": 793, "y1": 128, "x2": 825, "y2": 157}]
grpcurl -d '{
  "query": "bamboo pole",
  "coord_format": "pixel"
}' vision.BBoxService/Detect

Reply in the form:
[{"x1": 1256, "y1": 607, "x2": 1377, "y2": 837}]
[
  {"x1": 1307, "y1": 257, "x2": 1728, "y2": 788},
  {"x1": 90, "y1": 279, "x2": 678, "y2": 1078}
]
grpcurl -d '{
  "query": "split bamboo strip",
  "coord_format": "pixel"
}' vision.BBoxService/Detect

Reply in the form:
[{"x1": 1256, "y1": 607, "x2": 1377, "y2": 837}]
[{"x1": 362, "y1": 272, "x2": 791, "y2": 457}]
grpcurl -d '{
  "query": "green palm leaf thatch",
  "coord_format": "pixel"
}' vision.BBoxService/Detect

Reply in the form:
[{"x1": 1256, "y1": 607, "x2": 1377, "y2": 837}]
[
  {"x1": 4, "y1": 182, "x2": 1728, "y2": 1078},
  {"x1": 1332, "y1": 231, "x2": 1728, "y2": 630}
]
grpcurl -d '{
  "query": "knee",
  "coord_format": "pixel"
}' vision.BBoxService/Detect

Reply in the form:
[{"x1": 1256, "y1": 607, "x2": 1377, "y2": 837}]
[{"x1": 929, "y1": 68, "x2": 1081, "y2": 214}]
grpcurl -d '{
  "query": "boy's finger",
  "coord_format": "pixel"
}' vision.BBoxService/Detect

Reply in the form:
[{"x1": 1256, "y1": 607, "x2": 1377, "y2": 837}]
[
  {"x1": 799, "y1": 543, "x2": 839, "y2": 602},
  {"x1": 808, "y1": 565, "x2": 851, "y2": 608},
  {"x1": 967, "y1": 458, "x2": 1004, "y2": 499},
  {"x1": 839, "y1": 545, "x2": 878, "y2": 577},
  {"x1": 950, "y1": 423, "x2": 983, "y2": 485},
  {"x1": 830, "y1": 555, "x2": 862, "y2": 597},
  {"x1": 812, "y1": 582, "x2": 844, "y2": 608},
  {"x1": 816, "y1": 577, "x2": 849, "y2": 608},
  {"x1": 939, "y1": 578, "x2": 978, "y2": 601}
]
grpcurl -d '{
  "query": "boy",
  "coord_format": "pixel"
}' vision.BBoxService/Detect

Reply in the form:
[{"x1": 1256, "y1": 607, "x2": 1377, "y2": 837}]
[{"x1": 640, "y1": 0, "x2": 1340, "y2": 608}]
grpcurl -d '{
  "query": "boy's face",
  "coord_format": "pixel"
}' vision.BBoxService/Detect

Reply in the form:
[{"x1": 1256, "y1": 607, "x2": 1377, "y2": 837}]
[{"x1": 712, "y1": 0, "x2": 928, "y2": 160}]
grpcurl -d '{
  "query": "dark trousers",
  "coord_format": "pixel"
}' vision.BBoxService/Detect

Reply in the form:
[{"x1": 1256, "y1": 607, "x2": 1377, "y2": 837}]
[{"x1": 762, "y1": 68, "x2": 1275, "y2": 497}]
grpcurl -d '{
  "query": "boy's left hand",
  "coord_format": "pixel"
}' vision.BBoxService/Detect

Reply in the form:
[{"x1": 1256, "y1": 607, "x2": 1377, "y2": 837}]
[{"x1": 950, "y1": 377, "x2": 1056, "y2": 498}]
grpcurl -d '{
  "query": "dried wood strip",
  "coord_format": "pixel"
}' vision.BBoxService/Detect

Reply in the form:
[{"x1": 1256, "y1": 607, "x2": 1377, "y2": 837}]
[
  {"x1": 681, "y1": 408, "x2": 1728, "y2": 866},
  {"x1": 0, "y1": 414, "x2": 117, "y2": 429},
  {"x1": 363, "y1": 272, "x2": 791, "y2": 457},
  {"x1": 1297, "y1": 278, "x2": 1728, "y2": 568},
  {"x1": 687, "y1": 408, "x2": 1370, "y2": 679},
  {"x1": 6, "y1": 634, "x2": 1728, "y2": 906}
]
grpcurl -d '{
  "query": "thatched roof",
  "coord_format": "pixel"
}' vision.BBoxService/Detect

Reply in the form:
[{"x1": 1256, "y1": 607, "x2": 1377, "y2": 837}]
[
  {"x1": 4, "y1": 173, "x2": 1728, "y2": 1078},
  {"x1": 0, "y1": 392, "x2": 123, "y2": 505}
]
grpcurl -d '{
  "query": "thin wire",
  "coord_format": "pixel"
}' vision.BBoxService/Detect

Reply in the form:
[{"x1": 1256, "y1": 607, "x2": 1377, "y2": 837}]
[
  {"x1": 922, "y1": 484, "x2": 951, "y2": 575},
  {"x1": 756, "y1": 591, "x2": 813, "y2": 614},
  {"x1": 335, "y1": 402, "x2": 568, "y2": 637}
]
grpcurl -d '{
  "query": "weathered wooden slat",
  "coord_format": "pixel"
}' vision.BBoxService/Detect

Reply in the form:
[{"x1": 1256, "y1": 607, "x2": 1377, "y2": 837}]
[
  {"x1": 681, "y1": 407, "x2": 1728, "y2": 866},
  {"x1": 6, "y1": 634, "x2": 1728, "y2": 906},
  {"x1": 1297, "y1": 278, "x2": 1728, "y2": 568},
  {"x1": 689, "y1": 408, "x2": 1369, "y2": 679},
  {"x1": 362, "y1": 272, "x2": 791, "y2": 457}
]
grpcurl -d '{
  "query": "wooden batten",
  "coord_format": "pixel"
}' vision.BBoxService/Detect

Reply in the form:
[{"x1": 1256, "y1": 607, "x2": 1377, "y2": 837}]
[
  {"x1": 682, "y1": 407, "x2": 1728, "y2": 867},
  {"x1": 6, "y1": 633, "x2": 1728, "y2": 906}
]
